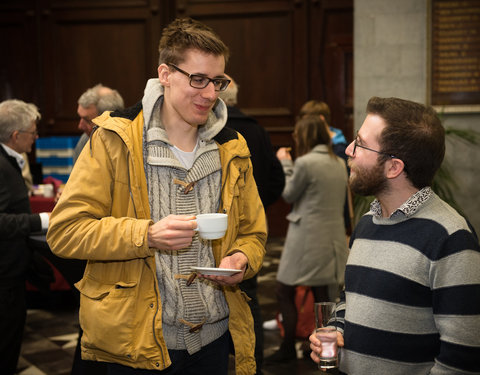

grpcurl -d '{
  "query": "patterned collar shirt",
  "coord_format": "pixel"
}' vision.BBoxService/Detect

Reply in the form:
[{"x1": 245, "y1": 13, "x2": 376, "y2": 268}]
[{"x1": 370, "y1": 186, "x2": 433, "y2": 219}]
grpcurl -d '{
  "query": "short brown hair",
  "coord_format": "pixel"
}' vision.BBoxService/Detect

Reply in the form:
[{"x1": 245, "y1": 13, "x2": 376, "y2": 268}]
[
  {"x1": 294, "y1": 115, "x2": 334, "y2": 158},
  {"x1": 298, "y1": 100, "x2": 331, "y2": 125},
  {"x1": 158, "y1": 18, "x2": 229, "y2": 66},
  {"x1": 367, "y1": 96, "x2": 445, "y2": 189}
]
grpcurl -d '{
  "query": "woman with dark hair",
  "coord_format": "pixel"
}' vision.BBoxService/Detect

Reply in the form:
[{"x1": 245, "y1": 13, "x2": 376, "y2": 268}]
[{"x1": 268, "y1": 115, "x2": 349, "y2": 362}]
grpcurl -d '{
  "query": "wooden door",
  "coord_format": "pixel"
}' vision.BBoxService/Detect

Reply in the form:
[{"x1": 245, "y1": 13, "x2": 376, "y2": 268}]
[
  {"x1": 0, "y1": 1, "x2": 39, "y2": 104},
  {"x1": 309, "y1": 0, "x2": 354, "y2": 143},
  {"x1": 39, "y1": 0, "x2": 170, "y2": 135}
]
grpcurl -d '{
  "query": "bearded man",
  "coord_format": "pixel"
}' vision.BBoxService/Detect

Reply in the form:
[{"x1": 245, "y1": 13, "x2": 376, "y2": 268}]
[{"x1": 309, "y1": 96, "x2": 480, "y2": 375}]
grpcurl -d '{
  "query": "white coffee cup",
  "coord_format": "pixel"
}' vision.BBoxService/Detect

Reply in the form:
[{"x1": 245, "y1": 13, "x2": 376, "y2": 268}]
[{"x1": 195, "y1": 213, "x2": 228, "y2": 240}]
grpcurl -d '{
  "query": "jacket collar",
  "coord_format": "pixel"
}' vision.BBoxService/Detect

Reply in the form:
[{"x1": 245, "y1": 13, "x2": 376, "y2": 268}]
[
  {"x1": 311, "y1": 144, "x2": 329, "y2": 154},
  {"x1": 1, "y1": 143, "x2": 25, "y2": 171}
]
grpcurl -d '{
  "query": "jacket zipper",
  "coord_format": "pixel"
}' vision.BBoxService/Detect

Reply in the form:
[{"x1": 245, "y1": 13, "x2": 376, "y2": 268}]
[{"x1": 126, "y1": 151, "x2": 138, "y2": 218}]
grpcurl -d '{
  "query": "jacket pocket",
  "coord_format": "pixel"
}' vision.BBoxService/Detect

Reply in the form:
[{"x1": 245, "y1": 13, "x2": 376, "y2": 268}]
[{"x1": 75, "y1": 277, "x2": 138, "y2": 360}]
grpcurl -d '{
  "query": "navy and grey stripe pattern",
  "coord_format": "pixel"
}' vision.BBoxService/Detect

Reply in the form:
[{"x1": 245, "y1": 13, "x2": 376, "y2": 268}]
[{"x1": 337, "y1": 192, "x2": 480, "y2": 375}]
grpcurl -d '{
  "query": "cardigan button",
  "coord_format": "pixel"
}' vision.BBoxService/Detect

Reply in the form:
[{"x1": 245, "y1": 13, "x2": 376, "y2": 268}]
[{"x1": 150, "y1": 303, "x2": 154, "y2": 308}]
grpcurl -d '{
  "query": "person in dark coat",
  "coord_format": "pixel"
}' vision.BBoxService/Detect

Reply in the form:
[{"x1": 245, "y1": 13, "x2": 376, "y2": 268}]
[
  {"x1": 0, "y1": 99, "x2": 50, "y2": 374},
  {"x1": 219, "y1": 75, "x2": 285, "y2": 374}
]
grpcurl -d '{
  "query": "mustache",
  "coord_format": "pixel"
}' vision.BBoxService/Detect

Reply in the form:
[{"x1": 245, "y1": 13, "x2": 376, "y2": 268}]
[{"x1": 347, "y1": 158, "x2": 354, "y2": 169}]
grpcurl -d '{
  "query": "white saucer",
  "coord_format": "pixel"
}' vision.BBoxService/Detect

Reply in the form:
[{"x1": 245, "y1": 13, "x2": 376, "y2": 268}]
[{"x1": 190, "y1": 266, "x2": 241, "y2": 276}]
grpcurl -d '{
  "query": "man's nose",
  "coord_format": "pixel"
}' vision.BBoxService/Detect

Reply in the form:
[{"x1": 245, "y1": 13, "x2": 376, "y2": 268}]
[
  {"x1": 345, "y1": 140, "x2": 355, "y2": 157},
  {"x1": 201, "y1": 81, "x2": 218, "y2": 100},
  {"x1": 78, "y1": 119, "x2": 86, "y2": 131}
]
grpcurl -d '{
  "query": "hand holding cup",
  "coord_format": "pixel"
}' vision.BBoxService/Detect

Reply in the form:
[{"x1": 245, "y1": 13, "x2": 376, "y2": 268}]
[{"x1": 194, "y1": 213, "x2": 228, "y2": 240}]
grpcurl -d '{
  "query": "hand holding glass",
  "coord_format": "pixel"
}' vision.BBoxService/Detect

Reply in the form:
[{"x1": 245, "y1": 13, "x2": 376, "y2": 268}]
[{"x1": 314, "y1": 302, "x2": 338, "y2": 370}]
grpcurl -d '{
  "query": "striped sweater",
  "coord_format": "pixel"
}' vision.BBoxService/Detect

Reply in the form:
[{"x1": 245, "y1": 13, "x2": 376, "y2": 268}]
[{"x1": 336, "y1": 189, "x2": 480, "y2": 375}]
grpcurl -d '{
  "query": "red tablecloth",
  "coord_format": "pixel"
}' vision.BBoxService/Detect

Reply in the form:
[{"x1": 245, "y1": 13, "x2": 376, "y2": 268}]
[{"x1": 30, "y1": 196, "x2": 56, "y2": 213}]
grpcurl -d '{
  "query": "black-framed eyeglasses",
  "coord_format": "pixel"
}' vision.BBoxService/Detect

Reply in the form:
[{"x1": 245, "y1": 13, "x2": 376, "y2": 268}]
[
  {"x1": 168, "y1": 64, "x2": 231, "y2": 92},
  {"x1": 19, "y1": 129, "x2": 38, "y2": 137},
  {"x1": 353, "y1": 139, "x2": 396, "y2": 159}
]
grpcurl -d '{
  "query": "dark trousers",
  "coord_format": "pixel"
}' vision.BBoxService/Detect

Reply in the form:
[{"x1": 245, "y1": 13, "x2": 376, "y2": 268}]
[
  {"x1": 0, "y1": 284, "x2": 26, "y2": 375},
  {"x1": 106, "y1": 331, "x2": 231, "y2": 375},
  {"x1": 275, "y1": 281, "x2": 329, "y2": 349},
  {"x1": 72, "y1": 327, "x2": 108, "y2": 375},
  {"x1": 239, "y1": 275, "x2": 264, "y2": 374}
]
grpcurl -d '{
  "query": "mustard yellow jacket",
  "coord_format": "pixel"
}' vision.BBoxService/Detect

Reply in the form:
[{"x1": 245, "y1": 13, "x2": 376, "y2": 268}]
[{"x1": 47, "y1": 103, "x2": 267, "y2": 374}]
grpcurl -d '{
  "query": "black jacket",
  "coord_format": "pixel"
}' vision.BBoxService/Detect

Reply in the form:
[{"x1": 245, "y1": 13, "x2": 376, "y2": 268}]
[
  {"x1": 0, "y1": 146, "x2": 41, "y2": 286},
  {"x1": 225, "y1": 106, "x2": 285, "y2": 208}
]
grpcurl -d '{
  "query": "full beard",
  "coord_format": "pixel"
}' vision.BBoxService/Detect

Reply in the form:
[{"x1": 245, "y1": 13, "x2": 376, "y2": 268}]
[{"x1": 349, "y1": 159, "x2": 388, "y2": 197}]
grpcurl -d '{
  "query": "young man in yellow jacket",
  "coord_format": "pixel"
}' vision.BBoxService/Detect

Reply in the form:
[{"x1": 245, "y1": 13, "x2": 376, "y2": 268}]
[{"x1": 47, "y1": 17, "x2": 266, "y2": 375}]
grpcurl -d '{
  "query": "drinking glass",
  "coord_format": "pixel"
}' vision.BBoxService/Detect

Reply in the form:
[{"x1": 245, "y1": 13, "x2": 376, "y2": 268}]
[{"x1": 314, "y1": 302, "x2": 338, "y2": 370}]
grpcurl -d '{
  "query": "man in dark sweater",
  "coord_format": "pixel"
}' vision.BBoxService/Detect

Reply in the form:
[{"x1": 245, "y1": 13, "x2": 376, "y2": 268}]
[
  {"x1": 0, "y1": 99, "x2": 50, "y2": 374},
  {"x1": 219, "y1": 76, "x2": 285, "y2": 374},
  {"x1": 309, "y1": 96, "x2": 480, "y2": 375}
]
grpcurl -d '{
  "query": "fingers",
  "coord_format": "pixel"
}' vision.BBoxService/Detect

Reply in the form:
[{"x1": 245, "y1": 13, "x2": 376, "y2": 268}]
[
  {"x1": 219, "y1": 252, "x2": 247, "y2": 271},
  {"x1": 309, "y1": 331, "x2": 322, "y2": 363},
  {"x1": 276, "y1": 147, "x2": 292, "y2": 161},
  {"x1": 166, "y1": 214, "x2": 197, "y2": 230},
  {"x1": 199, "y1": 272, "x2": 244, "y2": 286},
  {"x1": 148, "y1": 215, "x2": 197, "y2": 250}
]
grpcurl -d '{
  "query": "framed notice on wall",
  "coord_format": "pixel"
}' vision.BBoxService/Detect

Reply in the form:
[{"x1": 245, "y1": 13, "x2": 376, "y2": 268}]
[{"x1": 430, "y1": 0, "x2": 480, "y2": 111}]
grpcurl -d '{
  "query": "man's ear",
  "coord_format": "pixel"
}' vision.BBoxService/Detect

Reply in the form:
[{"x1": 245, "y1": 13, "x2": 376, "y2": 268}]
[
  {"x1": 385, "y1": 158, "x2": 406, "y2": 179},
  {"x1": 158, "y1": 64, "x2": 170, "y2": 87},
  {"x1": 10, "y1": 130, "x2": 20, "y2": 143}
]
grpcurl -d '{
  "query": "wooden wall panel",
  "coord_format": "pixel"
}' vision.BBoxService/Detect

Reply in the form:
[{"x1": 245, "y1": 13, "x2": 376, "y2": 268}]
[
  {"x1": 0, "y1": 0, "x2": 171, "y2": 136},
  {"x1": 1, "y1": 0, "x2": 352, "y2": 237},
  {"x1": 176, "y1": 0, "x2": 353, "y2": 236},
  {"x1": 42, "y1": 20, "x2": 148, "y2": 134},
  {"x1": 40, "y1": 2, "x2": 165, "y2": 135},
  {"x1": 177, "y1": 0, "x2": 307, "y2": 235},
  {"x1": 309, "y1": 0, "x2": 354, "y2": 142},
  {"x1": 0, "y1": 1, "x2": 39, "y2": 104},
  {"x1": 178, "y1": 0, "x2": 304, "y2": 132}
]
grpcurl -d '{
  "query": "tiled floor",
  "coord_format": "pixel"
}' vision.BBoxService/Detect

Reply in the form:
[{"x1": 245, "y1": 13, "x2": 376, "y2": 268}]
[{"x1": 16, "y1": 238, "x2": 329, "y2": 375}]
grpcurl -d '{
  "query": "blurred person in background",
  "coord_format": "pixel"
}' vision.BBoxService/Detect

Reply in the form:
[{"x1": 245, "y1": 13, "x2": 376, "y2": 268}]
[
  {"x1": 0, "y1": 99, "x2": 50, "y2": 374},
  {"x1": 298, "y1": 100, "x2": 353, "y2": 234},
  {"x1": 298, "y1": 100, "x2": 348, "y2": 163},
  {"x1": 73, "y1": 84, "x2": 124, "y2": 163},
  {"x1": 219, "y1": 75, "x2": 285, "y2": 374},
  {"x1": 267, "y1": 115, "x2": 348, "y2": 363}
]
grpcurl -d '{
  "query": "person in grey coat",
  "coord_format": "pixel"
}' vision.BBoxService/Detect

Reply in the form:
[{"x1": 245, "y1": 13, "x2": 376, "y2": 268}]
[{"x1": 268, "y1": 115, "x2": 349, "y2": 362}]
